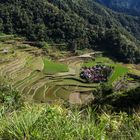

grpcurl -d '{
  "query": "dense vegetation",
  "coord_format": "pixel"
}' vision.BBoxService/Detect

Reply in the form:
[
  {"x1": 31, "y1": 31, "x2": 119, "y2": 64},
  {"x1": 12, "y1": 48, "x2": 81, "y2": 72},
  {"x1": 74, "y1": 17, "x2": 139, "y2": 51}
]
[
  {"x1": 0, "y1": 0, "x2": 140, "y2": 63},
  {"x1": 0, "y1": 80, "x2": 23, "y2": 116}
]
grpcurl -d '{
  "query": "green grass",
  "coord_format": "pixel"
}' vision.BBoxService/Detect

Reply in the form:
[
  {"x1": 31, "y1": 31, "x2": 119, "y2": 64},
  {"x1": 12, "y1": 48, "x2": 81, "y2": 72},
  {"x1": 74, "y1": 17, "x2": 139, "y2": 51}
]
[
  {"x1": 109, "y1": 64, "x2": 128, "y2": 83},
  {"x1": 43, "y1": 58, "x2": 68, "y2": 74},
  {"x1": 1, "y1": 104, "x2": 140, "y2": 140}
]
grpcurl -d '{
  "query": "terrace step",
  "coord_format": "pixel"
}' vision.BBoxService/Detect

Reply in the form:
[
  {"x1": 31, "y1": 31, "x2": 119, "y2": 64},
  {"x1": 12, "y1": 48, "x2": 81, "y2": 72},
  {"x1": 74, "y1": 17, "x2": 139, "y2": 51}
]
[
  {"x1": 14, "y1": 71, "x2": 40, "y2": 89},
  {"x1": 33, "y1": 85, "x2": 48, "y2": 102},
  {"x1": 19, "y1": 73, "x2": 44, "y2": 93},
  {"x1": 45, "y1": 86, "x2": 60, "y2": 101}
]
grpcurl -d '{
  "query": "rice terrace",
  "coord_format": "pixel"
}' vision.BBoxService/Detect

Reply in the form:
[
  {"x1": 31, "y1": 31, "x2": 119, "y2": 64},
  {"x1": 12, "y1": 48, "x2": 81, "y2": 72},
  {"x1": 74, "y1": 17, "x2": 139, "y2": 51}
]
[
  {"x1": 0, "y1": 34, "x2": 140, "y2": 104},
  {"x1": 1, "y1": 1, "x2": 140, "y2": 139}
]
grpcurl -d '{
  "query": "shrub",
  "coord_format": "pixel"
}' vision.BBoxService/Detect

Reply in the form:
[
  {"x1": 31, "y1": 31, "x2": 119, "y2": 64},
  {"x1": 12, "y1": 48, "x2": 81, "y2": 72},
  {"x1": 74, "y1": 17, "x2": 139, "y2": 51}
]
[{"x1": 0, "y1": 83, "x2": 23, "y2": 115}]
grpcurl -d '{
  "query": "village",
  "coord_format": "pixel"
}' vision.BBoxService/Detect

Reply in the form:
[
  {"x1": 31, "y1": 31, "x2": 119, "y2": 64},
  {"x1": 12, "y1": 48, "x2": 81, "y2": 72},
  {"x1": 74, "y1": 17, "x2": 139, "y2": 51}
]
[{"x1": 80, "y1": 65, "x2": 114, "y2": 83}]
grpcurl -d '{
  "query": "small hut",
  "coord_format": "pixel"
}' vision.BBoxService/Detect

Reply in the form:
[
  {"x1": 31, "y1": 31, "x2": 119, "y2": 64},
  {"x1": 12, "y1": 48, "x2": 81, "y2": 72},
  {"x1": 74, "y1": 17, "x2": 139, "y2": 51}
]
[{"x1": 3, "y1": 48, "x2": 9, "y2": 54}]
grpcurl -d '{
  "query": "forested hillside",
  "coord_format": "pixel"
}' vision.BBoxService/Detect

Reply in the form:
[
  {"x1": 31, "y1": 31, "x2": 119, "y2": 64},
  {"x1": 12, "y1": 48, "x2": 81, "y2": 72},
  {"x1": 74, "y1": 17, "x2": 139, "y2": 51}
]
[
  {"x1": 97, "y1": 0, "x2": 140, "y2": 16},
  {"x1": 0, "y1": 0, "x2": 140, "y2": 63}
]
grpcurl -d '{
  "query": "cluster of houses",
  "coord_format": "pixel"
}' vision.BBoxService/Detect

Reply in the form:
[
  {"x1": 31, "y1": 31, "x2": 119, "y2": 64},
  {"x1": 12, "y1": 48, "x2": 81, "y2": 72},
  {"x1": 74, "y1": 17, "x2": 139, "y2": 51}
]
[{"x1": 80, "y1": 65, "x2": 114, "y2": 83}]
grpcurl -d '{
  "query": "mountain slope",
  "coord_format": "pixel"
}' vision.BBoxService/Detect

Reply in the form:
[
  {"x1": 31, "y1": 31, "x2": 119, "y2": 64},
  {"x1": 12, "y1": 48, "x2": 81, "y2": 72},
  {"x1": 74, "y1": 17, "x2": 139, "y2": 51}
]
[
  {"x1": 97, "y1": 0, "x2": 140, "y2": 16},
  {"x1": 0, "y1": 0, "x2": 140, "y2": 63}
]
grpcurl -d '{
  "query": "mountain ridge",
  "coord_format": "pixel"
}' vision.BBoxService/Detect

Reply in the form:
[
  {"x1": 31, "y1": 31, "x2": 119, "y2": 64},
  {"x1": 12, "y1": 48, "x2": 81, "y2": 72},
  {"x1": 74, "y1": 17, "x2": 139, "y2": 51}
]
[{"x1": 97, "y1": 0, "x2": 140, "y2": 16}]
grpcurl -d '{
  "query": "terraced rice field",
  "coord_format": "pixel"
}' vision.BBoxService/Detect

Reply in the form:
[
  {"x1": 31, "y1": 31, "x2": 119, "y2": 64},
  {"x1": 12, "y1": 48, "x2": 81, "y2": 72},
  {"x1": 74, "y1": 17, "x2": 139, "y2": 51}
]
[
  {"x1": 43, "y1": 58, "x2": 68, "y2": 74},
  {"x1": 0, "y1": 39, "x2": 98, "y2": 103},
  {"x1": 0, "y1": 36, "x2": 139, "y2": 104}
]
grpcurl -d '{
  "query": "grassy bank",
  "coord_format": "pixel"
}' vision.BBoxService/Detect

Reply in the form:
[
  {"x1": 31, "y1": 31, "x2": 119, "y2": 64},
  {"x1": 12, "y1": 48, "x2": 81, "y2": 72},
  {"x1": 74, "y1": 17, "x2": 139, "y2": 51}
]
[{"x1": 0, "y1": 104, "x2": 140, "y2": 140}]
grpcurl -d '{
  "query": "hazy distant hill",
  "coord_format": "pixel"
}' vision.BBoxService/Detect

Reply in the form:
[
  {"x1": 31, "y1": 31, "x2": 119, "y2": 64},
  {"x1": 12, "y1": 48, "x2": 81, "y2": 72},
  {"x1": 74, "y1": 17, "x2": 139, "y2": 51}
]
[{"x1": 97, "y1": 0, "x2": 140, "y2": 16}]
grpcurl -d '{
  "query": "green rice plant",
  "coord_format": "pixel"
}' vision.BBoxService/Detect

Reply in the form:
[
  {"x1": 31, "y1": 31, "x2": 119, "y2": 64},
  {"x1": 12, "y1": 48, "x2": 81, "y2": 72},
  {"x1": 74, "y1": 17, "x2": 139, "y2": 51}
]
[
  {"x1": 109, "y1": 64, "x2": 128, "y2": 83},
  {"x1": 43, "y1": 58, "x2": 68, "y2": 74}
]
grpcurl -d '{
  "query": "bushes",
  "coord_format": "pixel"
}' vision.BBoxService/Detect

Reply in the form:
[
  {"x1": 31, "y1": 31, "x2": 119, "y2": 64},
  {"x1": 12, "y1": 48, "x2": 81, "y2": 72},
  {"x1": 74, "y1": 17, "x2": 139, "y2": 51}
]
[
  {"x1": 0, "y1": 105, "x2": 44, "y2": 140},
  {"x1": 0, "y1": 105, "x2": 105, "y2": 140},
  {"x1": 0, "y1": 104, "x2": 140, "y2": 140},
  {"x1": 93, "y1": 83, "x2": 140, "y2": 113},
  {"x1": 0, "y1": 83, "x2": 23, "y2": 115}
]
